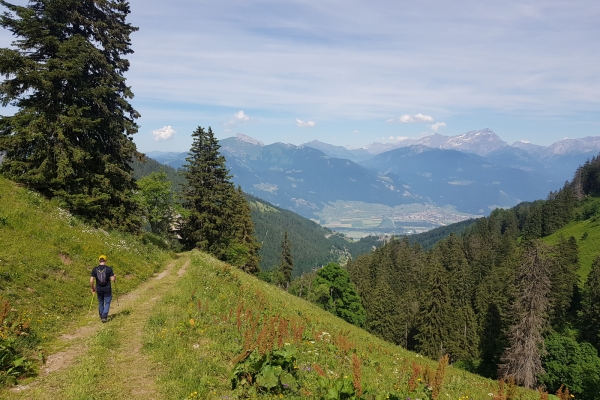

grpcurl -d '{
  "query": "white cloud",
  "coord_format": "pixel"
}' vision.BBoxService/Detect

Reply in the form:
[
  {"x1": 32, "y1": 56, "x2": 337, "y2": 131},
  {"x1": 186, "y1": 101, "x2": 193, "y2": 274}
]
[
  {"x1": 234, "y1": 110, "x2": 250, "y2": 122},
  {"x1": 225, "y1": 110, "x2": 253, "y2": 127},
  {"x1": 414, "y1": 113, "x2": 434, "y2": 123},
  {"x1": 352, "y1": 130, "x2": 359, "y2": 133},
  {"x1": 389, "y1": 114, "x2": 434, "y2": 123},
  {"x1": 400, "y1": 113, "x2": 433, "y2": 124},
  {"x1": 152, "y1": 126, "x2": 176, "y2": 141},
  {"x1": 296, "y1": 118, "x2": 316, "y2": 128},
  {"x1": 430, "y1": 122, "x2": 447, "y2": 132}
]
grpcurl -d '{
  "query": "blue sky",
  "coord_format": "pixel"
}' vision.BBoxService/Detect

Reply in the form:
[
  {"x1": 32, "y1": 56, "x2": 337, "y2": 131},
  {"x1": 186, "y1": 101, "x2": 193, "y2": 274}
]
[{"x1": 1, "y1": 0, "x2": 600, "y2": 152}]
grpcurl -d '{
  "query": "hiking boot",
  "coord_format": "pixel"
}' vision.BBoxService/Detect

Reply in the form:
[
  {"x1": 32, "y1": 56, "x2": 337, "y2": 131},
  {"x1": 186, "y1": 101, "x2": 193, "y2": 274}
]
[{"x1": 101, "y1": 318, "x2": 107, "y2": 323}]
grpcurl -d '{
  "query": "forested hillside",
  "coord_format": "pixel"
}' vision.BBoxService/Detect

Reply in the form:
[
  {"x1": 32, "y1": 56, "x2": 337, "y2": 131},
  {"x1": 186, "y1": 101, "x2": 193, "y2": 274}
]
[
  {"x1": 405, "y1": 218, "x2": 478, "y2": 251},
  {"x1": 344, "y1": 155, "x2": 600, "y2": 398},
  {"x1": 247, "y1": 193, "x2": 380, "y2": 275},
  {"x1": 132, "y1": 157, "x2": 383, "y2": 275}
]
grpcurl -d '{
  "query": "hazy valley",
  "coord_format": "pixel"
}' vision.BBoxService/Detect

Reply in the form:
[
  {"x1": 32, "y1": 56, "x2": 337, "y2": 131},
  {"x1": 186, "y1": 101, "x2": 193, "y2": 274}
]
[{"x1": 148, "y1": 129, "x2": 600, "y2": 237}]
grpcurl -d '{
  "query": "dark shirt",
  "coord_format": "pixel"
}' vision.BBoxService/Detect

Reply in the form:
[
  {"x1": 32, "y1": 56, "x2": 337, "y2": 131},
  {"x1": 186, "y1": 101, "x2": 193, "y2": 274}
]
[{"x1": 91, "y1": 265, "x2": 114, "y2": 293}]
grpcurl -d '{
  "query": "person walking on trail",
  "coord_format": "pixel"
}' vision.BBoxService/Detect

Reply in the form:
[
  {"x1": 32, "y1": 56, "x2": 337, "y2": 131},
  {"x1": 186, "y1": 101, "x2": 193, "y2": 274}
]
[{"x1": 90, "y1": 255, "x2": 116, "y2": 323}]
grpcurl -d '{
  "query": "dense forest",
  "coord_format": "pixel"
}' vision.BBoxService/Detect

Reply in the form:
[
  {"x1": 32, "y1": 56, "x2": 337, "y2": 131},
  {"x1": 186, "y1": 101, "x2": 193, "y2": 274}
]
[{"x1": 336, "y1": 155, "x2": 600, "y2": 397}]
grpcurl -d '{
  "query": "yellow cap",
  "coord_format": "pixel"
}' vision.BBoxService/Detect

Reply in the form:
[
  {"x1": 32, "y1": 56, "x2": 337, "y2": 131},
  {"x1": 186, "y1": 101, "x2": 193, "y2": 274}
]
[{"x1": 98, "y1": 255, "x2": 107, "y2": 262}]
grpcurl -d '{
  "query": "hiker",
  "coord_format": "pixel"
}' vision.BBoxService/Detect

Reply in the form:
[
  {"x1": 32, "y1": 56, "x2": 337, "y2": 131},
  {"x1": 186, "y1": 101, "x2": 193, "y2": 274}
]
[{"x1": 90, "y1": 255, "x2": 116, "y2": 323}]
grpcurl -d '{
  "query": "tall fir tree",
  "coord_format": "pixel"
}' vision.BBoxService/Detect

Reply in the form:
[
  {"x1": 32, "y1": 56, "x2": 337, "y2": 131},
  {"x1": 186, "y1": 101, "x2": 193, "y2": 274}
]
[
  {"x1": 0, "y1": 0, "x2": 141, "y2": 231},
  {"x1": 549, "y1": 235, "x2": 580, "y2": 329},
  {"x1": 499, "y1": 241, "x2": 552, "y2": 389},
  {"x1": 416, "y1": 253, "x2": 452, "y2": 360},
  {"x1": 181, "y1": 126, "x2": 235, "y2": 256},
  {"x1": 431, "y1": 235, "x2": 480, "y2": 362},
  {"x1": 522, "y1": 202, "x2": 543, "y2": 241},
  {"x1": 227, "y1": 186, "x2": 261, "y2": 274},
  {"x1": 276, "y1": 231, "x2": 294, "y2": 287},
  {"x1": 366, "y1": 275, "x2": 400, "y2": 343},
  {"x1": 581, "y1": 255, "x2": 600, "y2": 351}
]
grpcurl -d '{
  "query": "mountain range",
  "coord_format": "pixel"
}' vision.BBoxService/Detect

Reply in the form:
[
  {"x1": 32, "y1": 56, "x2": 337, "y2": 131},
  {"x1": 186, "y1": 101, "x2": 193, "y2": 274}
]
[
  {"x1": 146, "y1": 130, "x2": 600, "y2": 231},
  {"x1": 306, "y1": 128, "x2": 600, "y2": 159}
]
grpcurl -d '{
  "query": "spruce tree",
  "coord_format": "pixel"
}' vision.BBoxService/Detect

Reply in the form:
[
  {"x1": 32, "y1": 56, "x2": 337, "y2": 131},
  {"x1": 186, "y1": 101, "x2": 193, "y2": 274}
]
[
  {"x1": 276, "y1": 231, "x2": 294, "y2": 287},
  {"x1": 522, "y1": 202, "x2": 543, "y2": 241},
  {"x1": 0, "y1": 0, "x2": 141, "y2": 231},
  {"x1": 549, "y1": 235, "x2": 580, "y2": 328},
  {"x1": 367, "y1": 275, "x2": 400, "y2": 343},
  {"x1": 416, "y1": 253, "x2": 452, "y2": 359},
  {"x1": 581, "y1": 255, "x2": 600, "y2": 351},
  {"x1": 181, "y1": 126, "x2": 234, "y2": 256},
  {"x1": 227, "y1": 187, "x2": 261, "y2": 274}
]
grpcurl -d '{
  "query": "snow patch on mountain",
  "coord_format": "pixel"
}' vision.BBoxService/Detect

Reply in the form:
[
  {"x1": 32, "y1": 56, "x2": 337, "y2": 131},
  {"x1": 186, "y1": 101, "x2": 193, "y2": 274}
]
[{"x1": 236, "y1": 133, "x2": 264, "y2": 146}]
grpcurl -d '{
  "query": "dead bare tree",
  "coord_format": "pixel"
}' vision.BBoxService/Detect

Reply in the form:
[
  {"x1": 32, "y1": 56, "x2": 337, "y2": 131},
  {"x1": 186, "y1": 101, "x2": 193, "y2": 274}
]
[{"x1": 499, "y1": 240, "x2": 552, "y2": 389}]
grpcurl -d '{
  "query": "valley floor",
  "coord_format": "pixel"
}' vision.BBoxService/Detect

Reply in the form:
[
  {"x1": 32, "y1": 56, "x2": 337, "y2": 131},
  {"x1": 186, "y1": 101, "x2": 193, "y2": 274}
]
[{"x1": 3, "y1": 255, "x2": 190, "y2": 400}]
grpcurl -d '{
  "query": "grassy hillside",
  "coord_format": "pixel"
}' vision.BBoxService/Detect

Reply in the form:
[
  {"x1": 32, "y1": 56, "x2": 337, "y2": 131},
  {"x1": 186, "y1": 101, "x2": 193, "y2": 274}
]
[
  {"x1": 141, "y1": 249, "x2": 546, "y2": 399},
  {"x1": 543, "y1": 197, "x2": 600, "y2": 280},
  {"x1": 0, "y1": 175, "x2": 170, "y2": 338}
]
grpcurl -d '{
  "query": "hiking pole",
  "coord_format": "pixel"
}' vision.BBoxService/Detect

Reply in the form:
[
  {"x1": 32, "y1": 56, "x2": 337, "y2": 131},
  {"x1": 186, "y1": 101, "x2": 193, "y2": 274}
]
[
  {"x1": 88, "y1": 292, "x2": 95, "y2": 312},
  {"x1": 114, "y1": 279, "x2": 120, "y2": 307}
]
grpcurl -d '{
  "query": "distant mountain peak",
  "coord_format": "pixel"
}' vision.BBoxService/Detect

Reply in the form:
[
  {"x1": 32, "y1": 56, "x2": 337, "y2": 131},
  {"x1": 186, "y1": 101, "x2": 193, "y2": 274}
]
[
  {"x1": 236, "y1": 133, "x2": 264, "y2": 146},
  {"x1": 445, "y1": 129, "x2": 507, "y2": 155}
]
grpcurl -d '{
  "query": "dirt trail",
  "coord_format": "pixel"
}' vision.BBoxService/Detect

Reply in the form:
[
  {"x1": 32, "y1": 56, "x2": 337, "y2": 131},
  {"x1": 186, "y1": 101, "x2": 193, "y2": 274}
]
[{"x1": 7, "y1": 254, "x2": 190, "y2": 399}]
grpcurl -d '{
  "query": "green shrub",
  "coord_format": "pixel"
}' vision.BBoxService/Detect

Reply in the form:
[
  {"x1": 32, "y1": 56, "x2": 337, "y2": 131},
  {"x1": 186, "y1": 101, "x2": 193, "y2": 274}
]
[
  {"x1": 231, "y1": 346, "x2": 300, "y2": 397},
  {"x1": 0, "y1": 300, "x2": 36, "y2": 387},
  {"x1": 539, "y1": 333, "x2": 600, "y2": 399}
]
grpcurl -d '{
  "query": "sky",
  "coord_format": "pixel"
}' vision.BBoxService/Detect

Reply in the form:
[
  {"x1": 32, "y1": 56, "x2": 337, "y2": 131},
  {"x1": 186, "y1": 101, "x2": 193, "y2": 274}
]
[{"x1": 1, "y1": 0, "x2": 599, "y2": 152}]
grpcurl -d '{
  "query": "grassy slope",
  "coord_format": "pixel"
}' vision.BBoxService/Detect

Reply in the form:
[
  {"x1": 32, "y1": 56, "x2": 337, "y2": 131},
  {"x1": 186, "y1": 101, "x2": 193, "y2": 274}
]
[
  {"x1": 543, "y1": 198, "x2": 600, "y2": 281},
  {"x1": 0, "y1": 175, "x2": 170, "y2": 338},
  {"x1": 544, "y1": 217, "x2": 600, "y2": 281},
  {"x1": 143, "y1": 250, "x2": 545, "y2": 399}
]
